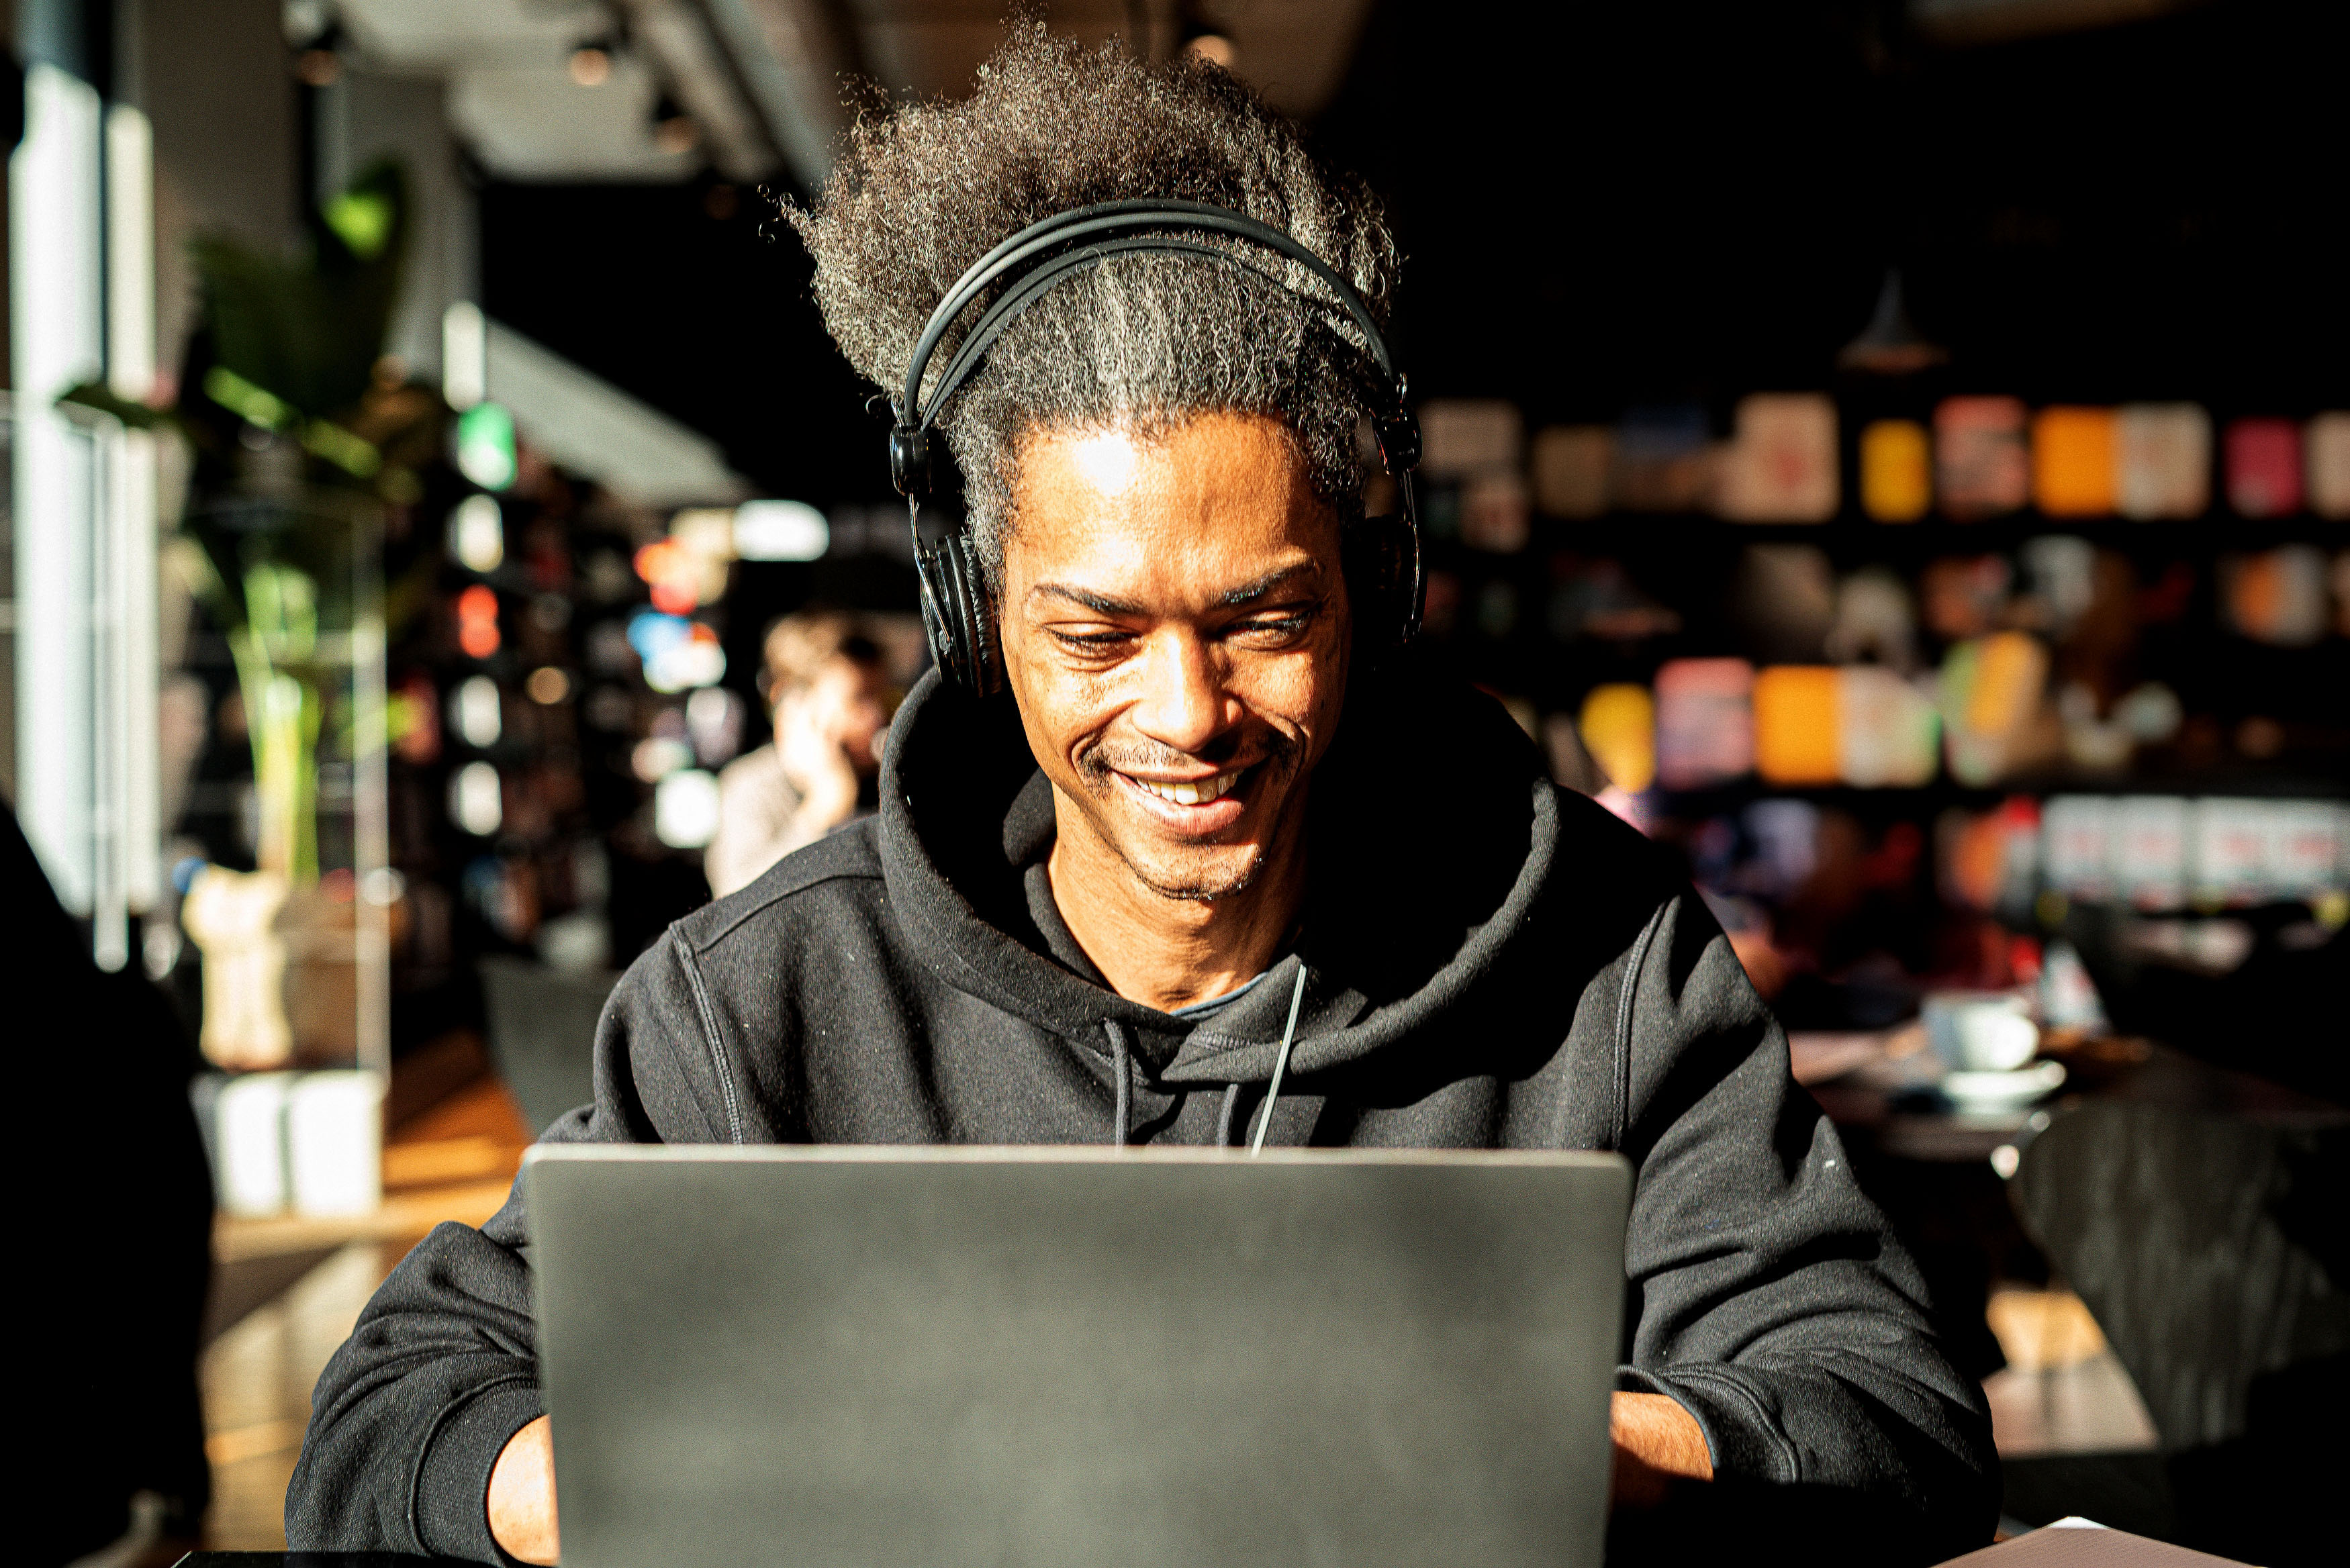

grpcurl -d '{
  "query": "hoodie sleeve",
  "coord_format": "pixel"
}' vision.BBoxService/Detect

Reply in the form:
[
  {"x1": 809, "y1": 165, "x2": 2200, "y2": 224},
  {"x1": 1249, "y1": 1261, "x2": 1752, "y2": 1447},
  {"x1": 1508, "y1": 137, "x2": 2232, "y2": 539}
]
[
  {"x1": 284, "y1": 934, "x2": 733, "y2": 1563},
  {"x1": 1608, "y1": 891, "x2": 2000, "y2": 1561}
]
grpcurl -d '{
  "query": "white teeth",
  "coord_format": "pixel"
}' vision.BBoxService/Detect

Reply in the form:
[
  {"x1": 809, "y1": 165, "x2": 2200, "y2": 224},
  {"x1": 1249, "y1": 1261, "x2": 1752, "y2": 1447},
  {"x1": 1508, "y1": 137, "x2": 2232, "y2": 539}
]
[{"x1": 1135, "y1": 771, "x2": 1237, "y2": 805}]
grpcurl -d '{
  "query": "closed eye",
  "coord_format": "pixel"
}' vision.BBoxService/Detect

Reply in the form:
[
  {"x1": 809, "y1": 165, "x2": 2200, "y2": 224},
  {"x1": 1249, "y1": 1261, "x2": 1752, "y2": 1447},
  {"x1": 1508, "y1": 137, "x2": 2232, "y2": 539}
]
[
  {"x1": 1221, "y1": 603, "x2": 1320, "y2": 644},
  {"x1": 1047, "y1": 626, "x2": 1139, "y2": 656}
]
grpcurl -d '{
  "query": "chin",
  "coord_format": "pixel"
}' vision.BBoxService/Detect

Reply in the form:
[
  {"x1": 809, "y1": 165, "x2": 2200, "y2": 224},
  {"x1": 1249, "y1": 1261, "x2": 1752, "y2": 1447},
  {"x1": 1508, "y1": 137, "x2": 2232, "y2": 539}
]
[{"x1": 1122, "y1": 842, "x2": 1266, "y2": 903}]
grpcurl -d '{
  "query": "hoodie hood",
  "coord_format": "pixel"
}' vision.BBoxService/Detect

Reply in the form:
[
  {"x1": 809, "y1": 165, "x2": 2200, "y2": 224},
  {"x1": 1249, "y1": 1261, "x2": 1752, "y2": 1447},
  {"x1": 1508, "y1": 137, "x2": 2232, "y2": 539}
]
[{"x1": 878, "y1": 659, "x2": 1591, "y2": 1087}]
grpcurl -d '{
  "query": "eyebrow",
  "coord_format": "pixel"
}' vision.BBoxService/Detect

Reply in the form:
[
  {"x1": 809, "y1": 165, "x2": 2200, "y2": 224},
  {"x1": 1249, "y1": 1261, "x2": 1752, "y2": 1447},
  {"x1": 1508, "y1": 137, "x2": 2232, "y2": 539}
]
[
  {"x1": 1028, "y1": 562, "x2": 1320, "y2": 617},
  {"x1": 1219, "y1": 562, "x2": 1318, "y2": 607}
]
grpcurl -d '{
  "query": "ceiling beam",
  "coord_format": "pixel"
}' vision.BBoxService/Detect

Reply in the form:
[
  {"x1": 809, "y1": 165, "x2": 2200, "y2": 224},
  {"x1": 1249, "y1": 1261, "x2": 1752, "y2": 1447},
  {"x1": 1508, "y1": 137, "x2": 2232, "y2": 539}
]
[{"x1": 691, "y1": 0, "x2": 867, "y2": 195}]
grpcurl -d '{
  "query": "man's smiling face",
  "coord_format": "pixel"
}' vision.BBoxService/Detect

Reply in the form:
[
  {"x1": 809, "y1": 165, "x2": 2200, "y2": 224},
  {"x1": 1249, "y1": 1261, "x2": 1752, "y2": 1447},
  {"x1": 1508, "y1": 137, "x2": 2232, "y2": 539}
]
[{"x1": 999, "y1": 411, "x2": 1351, "y2": 903}]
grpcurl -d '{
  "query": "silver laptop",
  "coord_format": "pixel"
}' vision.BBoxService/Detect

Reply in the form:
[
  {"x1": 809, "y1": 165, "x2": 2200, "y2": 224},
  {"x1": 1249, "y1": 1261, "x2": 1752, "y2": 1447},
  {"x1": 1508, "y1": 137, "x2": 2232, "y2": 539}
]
[{"x1": 527, "y1": 1144, "x2": 1632, "y2": 1568}]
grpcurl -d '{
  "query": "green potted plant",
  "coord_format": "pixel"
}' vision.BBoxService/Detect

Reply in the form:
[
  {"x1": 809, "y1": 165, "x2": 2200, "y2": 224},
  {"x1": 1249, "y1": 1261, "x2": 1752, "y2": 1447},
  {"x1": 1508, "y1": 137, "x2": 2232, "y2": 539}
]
[{"x1": 72, "y1": 160, "x2": 444, "y2": 1065}]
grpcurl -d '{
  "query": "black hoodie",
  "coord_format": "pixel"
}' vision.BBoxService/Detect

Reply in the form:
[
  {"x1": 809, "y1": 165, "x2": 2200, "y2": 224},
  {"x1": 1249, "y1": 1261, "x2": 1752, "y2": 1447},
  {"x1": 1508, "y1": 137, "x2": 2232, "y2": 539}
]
[{"x1": 287, "y1": 667, "x2": 1997, "y2": 1562}]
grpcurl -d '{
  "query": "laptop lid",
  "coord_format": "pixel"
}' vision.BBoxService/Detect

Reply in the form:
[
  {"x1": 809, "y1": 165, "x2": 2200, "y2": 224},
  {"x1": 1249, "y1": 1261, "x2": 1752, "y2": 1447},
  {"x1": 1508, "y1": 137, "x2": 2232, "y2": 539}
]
[{"x1": 528, "y1": 1144, "x2": 1632, "y2": 1568}]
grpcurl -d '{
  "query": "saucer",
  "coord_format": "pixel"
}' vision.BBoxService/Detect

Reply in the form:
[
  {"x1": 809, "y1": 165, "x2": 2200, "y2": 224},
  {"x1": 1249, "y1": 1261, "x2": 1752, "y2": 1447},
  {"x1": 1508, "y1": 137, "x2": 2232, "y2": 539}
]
[{"x1": 1942, "y1": 1060, "x2": 2066, "y2": 1108}]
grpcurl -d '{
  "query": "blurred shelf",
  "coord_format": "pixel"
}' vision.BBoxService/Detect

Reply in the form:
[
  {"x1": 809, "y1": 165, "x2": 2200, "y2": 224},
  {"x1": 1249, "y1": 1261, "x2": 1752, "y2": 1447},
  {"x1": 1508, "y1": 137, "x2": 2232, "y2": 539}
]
[
  {"x1": 1473, "y1": 513, "x2": 2350, "y2": 549},
  {"x1": 1645, "y1": 771, "x2": 2350, "y2": 817}
]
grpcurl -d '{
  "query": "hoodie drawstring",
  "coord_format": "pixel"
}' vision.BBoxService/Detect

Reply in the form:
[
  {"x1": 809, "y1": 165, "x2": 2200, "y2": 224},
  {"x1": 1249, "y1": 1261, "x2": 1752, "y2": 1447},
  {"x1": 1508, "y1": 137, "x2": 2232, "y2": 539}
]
[
  {"x1": 1113, "y1": 964, "x2": 1307, "y2": 1153},
  {"x1": 1247, "y1": 966, "x2": 1309, "y2": 1157},
  {"x1": 1215, "y1": 1083, "x2": 1242, "y2": 1148},
  {"x1": 1105, "y1": 1020, "x2": 1132, "y2": 1147}
]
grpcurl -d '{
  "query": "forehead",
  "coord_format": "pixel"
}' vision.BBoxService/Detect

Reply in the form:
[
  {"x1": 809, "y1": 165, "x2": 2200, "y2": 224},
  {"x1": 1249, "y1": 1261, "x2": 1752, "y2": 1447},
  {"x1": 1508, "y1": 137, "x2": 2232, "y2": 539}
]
[{"x1": 1006, "y1": 413, "x2": 1333, "y2": 592}]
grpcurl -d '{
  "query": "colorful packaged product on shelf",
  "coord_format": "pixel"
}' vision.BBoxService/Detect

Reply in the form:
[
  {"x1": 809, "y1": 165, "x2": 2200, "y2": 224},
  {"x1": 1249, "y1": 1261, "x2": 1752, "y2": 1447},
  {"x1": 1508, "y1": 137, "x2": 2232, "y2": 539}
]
[
  {"x1": 1577, "y1": 683, "x2": 1656, "y2": 794},
  {"x1": 2266, "y1": 799, "x2": 2347, "y2": 901},
  {"x1": 2115, "y1": 403, "x2": 2211, "y2": 519},
  {"x1": 1934, "y1": 396, "x2": 2029, "y2": 519},
  {"x1": 2225, "y1": 416, "x2": 2304, "y2": 516},
  {"x1": 1859, "y1": 419, "x2": 1932, "y2": 522},
  {"x1": 1940, "y1": 630, "x2": 2051, "y2": 786},
  {"x1": 1921, "y1": 554, "x2": 2013, "y2": 640},
  {"x1": 1937, "y1": 795, "x2": 2040, "y2": 916},
  {"x1": 2031, "y1": 405, "x2": 2119, "y2": 517},
  {"x1": 2223, "y1": 545, "x2": 2329, "y2": 645},
  {"x1": 2308, "y1": 411, "x2": 2350, "y2": 520},
  {"x1": 1825, "y1": 568, "x2": 1919, "y2": 669},
  {"x1": 1612, "y1": 405, "x2": 1713, "y2": 512},
  {"x1": 2058, "y1": 681, "x2": 2134, "y2": 773},
  {"x1": 1460, "y1": 471, "x2": 1531, "y2": 554},
  {"x1": 1545, "y1": 558, "x2": 1682, "y2": 642},
  {"x1": 2040, "y1": 795, "x2": 2114, "y2": 904},
  {"x1": 1415, "y1": 399, "x2": 1523, "y2": 477},
  {"x1": 2191, "y1": 798, "x2": 2271, "y2": 905},
  {"x1": 1531, "y1": 426, "x2": 1613, "y2": 518},
  {"x1": 1654, "y1": 658, "x2": 1755, "y2": 790},
  {"x1": 2020, "y1": 534, "x2": 2100, "y2": 637},
  {"x1": 1838, "y1": 667, "x2": 1940, "y2": 787},
  {"x1": 1713, "y1": 393, "x2": 1838, "y2": 522},
  {"x1": 1752, "y1": 666, "x2": 1841, "y2": 784},
  {"x1": 2112, "y1": 795, "x2": 2190, "y2": 910}
]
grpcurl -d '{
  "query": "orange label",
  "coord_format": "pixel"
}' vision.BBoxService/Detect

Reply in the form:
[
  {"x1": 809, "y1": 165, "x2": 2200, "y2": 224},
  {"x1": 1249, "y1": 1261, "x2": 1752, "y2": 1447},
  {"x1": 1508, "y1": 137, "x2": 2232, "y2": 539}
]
[
  {"x1": 1752, "y1": 666, "x2": 1842, "y2": 785},
  {"x1": 1578, "y1": 683, "x2": 1656, "y2": 793},
  {"x1": 1861, "y1": 420, "x2": 1931, "y2": 522},
  {"x1": 2031, "y1": 406, "x2": 2118, "y2": 517}
]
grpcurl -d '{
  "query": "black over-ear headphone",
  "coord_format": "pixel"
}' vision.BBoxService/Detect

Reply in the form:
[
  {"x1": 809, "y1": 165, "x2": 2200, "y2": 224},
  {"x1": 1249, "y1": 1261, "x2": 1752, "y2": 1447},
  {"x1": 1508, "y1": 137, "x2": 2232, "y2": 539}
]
[{"x1": 887, "y1": 199, "x2": 1423, "y2": 697}]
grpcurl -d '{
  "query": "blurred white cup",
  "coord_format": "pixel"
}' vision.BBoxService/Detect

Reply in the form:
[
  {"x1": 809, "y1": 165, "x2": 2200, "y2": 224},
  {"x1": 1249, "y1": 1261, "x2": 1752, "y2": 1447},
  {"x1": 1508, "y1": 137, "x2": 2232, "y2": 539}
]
[{"x1": 1922, "y1": 992, "x2": 2040, "y2": 1072}]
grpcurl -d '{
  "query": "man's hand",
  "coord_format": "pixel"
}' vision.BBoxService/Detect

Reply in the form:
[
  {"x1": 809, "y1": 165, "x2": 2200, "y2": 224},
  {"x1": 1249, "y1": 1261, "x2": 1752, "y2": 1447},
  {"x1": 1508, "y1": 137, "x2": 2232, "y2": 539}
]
[
  {"x1": 489, "y1": 1415, "x2": 559, "y2": 1565},
  {"x1": 1609, "y1": 1391, "x2": 1713, "y2": 1509}
]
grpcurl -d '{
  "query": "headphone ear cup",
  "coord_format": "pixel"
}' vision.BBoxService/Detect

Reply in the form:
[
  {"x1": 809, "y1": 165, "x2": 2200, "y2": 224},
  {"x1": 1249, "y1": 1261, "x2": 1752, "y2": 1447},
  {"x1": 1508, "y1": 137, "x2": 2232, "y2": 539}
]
[
  {"x1": 918, "y1": 534, "x2": 1002, "y2": 697},
  {"x1": 941, "y1": 534, "x2": 1003, "y2": 696},
  {"x1": 1346, "y1": 511, "x2": 1423, "y2": 652},
  {"x1": 914, "y1": 542, "x2": 971, "y2": 693}
]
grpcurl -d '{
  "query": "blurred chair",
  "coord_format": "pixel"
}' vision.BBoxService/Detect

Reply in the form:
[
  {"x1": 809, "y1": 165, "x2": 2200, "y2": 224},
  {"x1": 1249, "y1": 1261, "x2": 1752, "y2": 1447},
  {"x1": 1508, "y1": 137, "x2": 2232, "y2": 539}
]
[
  {"x1": 2059, "y1": 901, "x2": 2349, "y2": 1107},
  {"x1": 2006, "y1": 1099, "x2": 2348, "y2": 1565},
  {"x1": 477, "y1": 956, "x2": 619, "y2": 1138}
]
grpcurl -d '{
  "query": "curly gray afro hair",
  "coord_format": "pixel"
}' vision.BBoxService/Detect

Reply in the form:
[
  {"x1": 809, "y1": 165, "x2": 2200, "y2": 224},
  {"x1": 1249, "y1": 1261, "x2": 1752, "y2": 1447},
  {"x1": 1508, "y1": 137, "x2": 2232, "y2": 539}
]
[{"x1": 785, "y1": 22, "x2": 1401, "y2": 591}]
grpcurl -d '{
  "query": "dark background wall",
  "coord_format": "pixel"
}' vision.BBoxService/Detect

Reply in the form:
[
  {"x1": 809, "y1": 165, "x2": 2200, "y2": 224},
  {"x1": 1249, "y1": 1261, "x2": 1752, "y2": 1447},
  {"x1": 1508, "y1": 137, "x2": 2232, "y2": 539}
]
[{"x1": 1317, "y1": 0, "x2": 2350, "y2": 415}]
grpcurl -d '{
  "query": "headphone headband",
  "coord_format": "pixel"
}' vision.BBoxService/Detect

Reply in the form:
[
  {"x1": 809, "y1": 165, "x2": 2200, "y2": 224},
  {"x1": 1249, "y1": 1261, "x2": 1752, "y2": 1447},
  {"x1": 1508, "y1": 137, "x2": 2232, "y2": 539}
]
[
  {"x1": 890, "y1": 200, "x2": 1423, "y2": 695},
  {"x1": 893, "y1": 201, "x2": 1412, "y2": 499}
]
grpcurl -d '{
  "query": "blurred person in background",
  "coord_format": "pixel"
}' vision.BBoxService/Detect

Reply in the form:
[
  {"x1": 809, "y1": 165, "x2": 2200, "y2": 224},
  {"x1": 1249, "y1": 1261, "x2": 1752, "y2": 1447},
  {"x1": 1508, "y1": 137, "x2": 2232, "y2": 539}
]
[{"x1": 704, "y1": 611, "x2": 891, "y2": 897}]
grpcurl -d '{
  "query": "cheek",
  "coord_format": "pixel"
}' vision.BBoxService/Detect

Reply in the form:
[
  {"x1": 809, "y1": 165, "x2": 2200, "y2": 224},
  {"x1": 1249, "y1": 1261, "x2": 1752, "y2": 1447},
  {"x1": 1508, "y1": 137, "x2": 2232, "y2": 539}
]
[
  {"x1": 1006, "y1": 643, "x2": 1119, "y2": 765},
  {"x1": 1236, "y1": 636, "x2": 1348, "y2": 741}
]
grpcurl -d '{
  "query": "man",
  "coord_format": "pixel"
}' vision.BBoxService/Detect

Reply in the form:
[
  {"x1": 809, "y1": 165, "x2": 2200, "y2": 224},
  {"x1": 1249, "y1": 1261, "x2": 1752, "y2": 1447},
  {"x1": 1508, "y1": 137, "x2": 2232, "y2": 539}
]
[
  {"x1": 288, "y1": 29, "x2": 1995, "y2": 1564},
  {"x1": 704, "y1": 611, "x2": 890, "y2": 897}
]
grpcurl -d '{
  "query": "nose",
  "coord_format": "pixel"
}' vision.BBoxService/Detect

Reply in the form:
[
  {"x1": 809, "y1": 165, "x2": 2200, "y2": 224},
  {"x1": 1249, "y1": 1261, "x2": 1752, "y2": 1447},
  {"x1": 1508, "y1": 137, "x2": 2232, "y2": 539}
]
[{"x1": 1129, "y1": 628, "x2": 1232, "y2": 756}]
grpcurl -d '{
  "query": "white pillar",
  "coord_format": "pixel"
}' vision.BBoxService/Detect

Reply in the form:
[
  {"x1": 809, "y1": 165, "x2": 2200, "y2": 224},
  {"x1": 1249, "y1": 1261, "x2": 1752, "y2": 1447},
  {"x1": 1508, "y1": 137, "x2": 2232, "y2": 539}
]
[
  {"x1": 107, "y1": 102, "x2": 162, "y2": 934},
  {"x1": 10, "y1": 62, "x2": 105, "y2": 914}
]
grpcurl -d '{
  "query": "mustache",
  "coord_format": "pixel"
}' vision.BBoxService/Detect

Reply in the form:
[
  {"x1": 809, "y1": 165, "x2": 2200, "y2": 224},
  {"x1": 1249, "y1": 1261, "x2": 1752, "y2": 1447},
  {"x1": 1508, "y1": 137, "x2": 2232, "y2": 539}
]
[{"x1": 1076, "y1": 726, "x2": 1301, "y2": 789}]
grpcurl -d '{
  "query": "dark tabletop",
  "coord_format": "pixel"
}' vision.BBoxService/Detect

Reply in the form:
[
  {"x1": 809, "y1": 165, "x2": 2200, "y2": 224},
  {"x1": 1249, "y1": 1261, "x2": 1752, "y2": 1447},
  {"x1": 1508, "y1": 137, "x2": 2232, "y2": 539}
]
[{"x1": 1811, "y1": 1035, "x2": 2349, "y2": 1164}]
